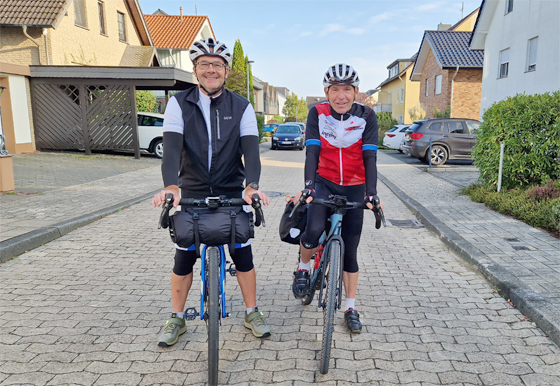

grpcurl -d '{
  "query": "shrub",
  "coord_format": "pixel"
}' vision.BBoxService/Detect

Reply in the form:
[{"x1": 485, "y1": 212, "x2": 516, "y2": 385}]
[
  {"x1": 136, "y1": 91, "x2": 159, "y2": 113},
  {"x1": 526, "y1": 180, "x2": 560, "y2": 202},
  {"x1": 433, "y1": 106, "x2": 451, "y2": 118},
  {"x1": 256, "y1": 114, "x2": 265, "y2": 143},
  {"x1": 550, "y1": 199, "x2": 560, "y2": 233},
  {"x1": 472, "y1": 91, "x2": 560, "y2": 189},
  {"x1": 377, "y1": 112, "x2": 398, "y2": 148}
]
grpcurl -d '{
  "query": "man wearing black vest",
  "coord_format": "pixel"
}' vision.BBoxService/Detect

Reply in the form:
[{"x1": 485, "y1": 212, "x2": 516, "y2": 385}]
[{"x1": 152, "y1": 38, "x2": 271, "y2": 346}]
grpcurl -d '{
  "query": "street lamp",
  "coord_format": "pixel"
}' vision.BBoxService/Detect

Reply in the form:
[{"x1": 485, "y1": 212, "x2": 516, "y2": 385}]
[
  {"x1": 0, "y1": 85, "x2": 8, "y2": 156},
  {"x1": 246, "y1": 60, "x2": 254, "y2": 101}
]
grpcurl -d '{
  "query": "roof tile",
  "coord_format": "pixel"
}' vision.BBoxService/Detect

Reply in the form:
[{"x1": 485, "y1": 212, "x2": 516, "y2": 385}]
[
  {"x1": 144, "y1": 14, "x2": 213, "y2": 49},
  {"x1": 426, "y1": 31, "x2": 484, "y2": 67},
  {"x1": 0, "y1": 0, "x2": 69, "y2": 27}
]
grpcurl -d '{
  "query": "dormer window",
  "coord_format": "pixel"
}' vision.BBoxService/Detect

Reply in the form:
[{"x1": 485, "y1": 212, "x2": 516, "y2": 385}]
[{"x1": 389, "y1": 65, "x2": 398, "y2": 78}]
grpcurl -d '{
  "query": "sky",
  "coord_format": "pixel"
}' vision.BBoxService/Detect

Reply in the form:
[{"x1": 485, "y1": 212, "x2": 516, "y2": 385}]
[{"x1": 138, "y1": 0, "x2": 483, "y2": 98}]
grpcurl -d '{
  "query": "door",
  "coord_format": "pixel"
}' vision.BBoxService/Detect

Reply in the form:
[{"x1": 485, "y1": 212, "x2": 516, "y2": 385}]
[{"x1": 444, "y1": 120, "x2": 472, "y2": 158}]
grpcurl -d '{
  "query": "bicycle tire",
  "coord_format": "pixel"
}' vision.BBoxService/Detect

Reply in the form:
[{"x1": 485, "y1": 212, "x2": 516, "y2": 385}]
[
  {"x1": 207, "y1": 247, "x2": 220, "y2": 386},
  {"x1": 320, "y1": 239, "x2": 341, "y2": 374}
]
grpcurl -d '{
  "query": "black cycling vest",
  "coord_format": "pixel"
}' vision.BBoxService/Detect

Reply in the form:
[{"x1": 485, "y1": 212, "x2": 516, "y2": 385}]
[{"x1": 175, "y1": 87, "x2": 251, "y2": 198}]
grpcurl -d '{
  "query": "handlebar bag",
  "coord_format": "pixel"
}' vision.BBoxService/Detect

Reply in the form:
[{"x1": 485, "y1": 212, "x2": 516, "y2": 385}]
[
  {"x1": 279, "y1": 200, "x2": 308, "y2": 245},
  {"x1": 169, "y1": 207, "x2": 254, "y2": 248}
]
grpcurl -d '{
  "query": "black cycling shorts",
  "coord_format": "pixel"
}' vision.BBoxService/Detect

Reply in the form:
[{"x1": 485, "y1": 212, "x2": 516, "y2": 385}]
[
  {"x1": 173, "y1": 245, "x2": 254, "y2": 276},
  {"x1": 300, "y1": 177, "x2": 365, "y2": 273}
]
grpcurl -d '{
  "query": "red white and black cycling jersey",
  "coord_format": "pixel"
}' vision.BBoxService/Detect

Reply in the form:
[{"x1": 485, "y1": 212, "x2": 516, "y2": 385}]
[{"x1": 304, "y1": 101, "x2": 379, "y2": 196}]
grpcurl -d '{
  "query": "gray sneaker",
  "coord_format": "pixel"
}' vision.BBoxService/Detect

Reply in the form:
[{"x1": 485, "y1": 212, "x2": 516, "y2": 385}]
[
  {"x1": 244, "y1": 308, "x2": 271, "y2": 338},
  {"x1": 157, "y1": 313, "x2": 187, "y2": 347}
]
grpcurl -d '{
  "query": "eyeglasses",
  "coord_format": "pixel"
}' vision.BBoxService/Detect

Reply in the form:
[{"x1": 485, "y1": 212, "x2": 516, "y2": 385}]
[{"x1": 197, "y1": 62, "x2": 227, "y2": 71}]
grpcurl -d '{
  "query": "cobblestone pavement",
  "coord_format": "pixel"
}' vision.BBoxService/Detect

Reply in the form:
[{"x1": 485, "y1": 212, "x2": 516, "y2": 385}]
[{"x1": 1, "y1": 149, "x2": 559, "y2": 385}]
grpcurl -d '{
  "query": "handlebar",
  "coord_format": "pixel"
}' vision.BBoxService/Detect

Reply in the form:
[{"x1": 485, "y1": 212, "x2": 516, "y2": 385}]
[
  {"x1": 158, "y1": 193, "x2": 265, "y2": 229},
  {"x1": 290, "y1": 189, "x2": 386, "y2": 229}
]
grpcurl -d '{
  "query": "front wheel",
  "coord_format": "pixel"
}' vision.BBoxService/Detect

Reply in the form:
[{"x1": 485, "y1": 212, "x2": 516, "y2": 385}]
[
  {"x1": 320, "y1": 240, "x2": 341, "y2": 374},
  {"x1": 207, "y1": 247, "x2": 220, "y2": 386},
  {"x1": 152, "y1": 139, "x2": 163, "y2": 159}
]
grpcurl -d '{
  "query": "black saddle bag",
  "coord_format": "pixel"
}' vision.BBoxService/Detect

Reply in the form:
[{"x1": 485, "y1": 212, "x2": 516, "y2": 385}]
[
  {"x1": 168, "y1": 207, "x2": 254, "y2": 255},
  {"x1": 279, "y1": 200, "x2": 308, "y2": 245}
]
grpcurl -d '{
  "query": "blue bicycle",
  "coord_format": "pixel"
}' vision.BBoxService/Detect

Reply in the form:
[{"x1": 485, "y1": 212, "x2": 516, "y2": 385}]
[
  {"x1": 291, "y1": 191, "x2": 385, "y2": 374},
  {"x1": 159, "y1": 194, "x2": 265, "y2": 386}
]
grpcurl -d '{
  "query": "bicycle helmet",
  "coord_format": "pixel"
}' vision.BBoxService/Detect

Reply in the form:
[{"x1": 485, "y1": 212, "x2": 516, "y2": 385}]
[
  {"x1": 189, "y1": 37, "x2": 232, "y2": 65},
  {"x1": 323, "y1": 63, "x2": 360, "y2": 88}
]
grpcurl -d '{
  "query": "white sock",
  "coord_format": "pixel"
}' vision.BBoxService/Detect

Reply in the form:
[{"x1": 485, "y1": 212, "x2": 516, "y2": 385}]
[
  {"x1": 174, "y1": 311, "x2": 184, "y2": 319},
  {"x1": 246, "y1": 307, "x2": 256, "y2": 315},
  {"x1": 298, "y1": 261, "x2": 311, "y2": 271},
  {"x1": 345, "y1": 298, "x2": 355, "y2": 311}
]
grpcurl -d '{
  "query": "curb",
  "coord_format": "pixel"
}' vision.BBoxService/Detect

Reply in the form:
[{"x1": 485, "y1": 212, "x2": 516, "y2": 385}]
[
  {"x1": 378, "y1": 172, "x2": 560, "y2": 348},
  {"x1": 0, "y1": 191, "x2": 158, "y2": 264}
]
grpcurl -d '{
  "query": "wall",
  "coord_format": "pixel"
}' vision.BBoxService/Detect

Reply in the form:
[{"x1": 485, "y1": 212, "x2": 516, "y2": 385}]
[
  {"x1": 419, "y1": 50, "x2": 451, "y2": 118},
  {"x1": 402, "y1": 65, "x2": 421, "y2": 124},
  {"x1": 479, "y1": 0, "x2": 560, "y2": 116},
  {"x1": 48, "y1": 0, "x2": 142, "y2": 66},
  {"x1": 0, "y1": 26, "x2": 46, "y2": 65},
  {"x1": 451, "y1": 70, "x2": 482, "y2": 120}
]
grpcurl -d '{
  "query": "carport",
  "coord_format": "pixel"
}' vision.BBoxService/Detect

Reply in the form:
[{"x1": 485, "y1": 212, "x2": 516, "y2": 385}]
[{"x1": 29, "y1": 65, "x2": 196, "y2": 158}]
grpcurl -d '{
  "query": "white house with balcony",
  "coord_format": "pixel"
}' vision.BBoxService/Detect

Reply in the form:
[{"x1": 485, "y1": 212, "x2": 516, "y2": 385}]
[{"x1": 469, "y1": 0, "x2": 560, "y2": 117}]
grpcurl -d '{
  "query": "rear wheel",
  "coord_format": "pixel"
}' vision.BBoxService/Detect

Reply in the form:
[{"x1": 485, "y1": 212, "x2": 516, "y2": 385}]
[
  {"x1": 429, "y1": 145, "x2": 448, "y2": 166},
  {"x1": 207, "y1": 247, "x2": 220, "y2": 386},
  {"x1": 152, "y1": 139, "x2": 163, "y2": 159},
  {"x1": 320, "y1": 240, "x2": 341, "y2": 374}
]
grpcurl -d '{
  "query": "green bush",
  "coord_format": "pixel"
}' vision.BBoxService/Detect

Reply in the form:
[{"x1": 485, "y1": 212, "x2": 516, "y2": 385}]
[
  {"x1": 472, "y1": 91, "x2": 560, "y2": 189},
  {"x1": 462, "y1": 182, "x2": 560, "y2": 234},
  {"x1": 377, "y1": 112, "x2": 398, "y2": 148},
  {"x1": 136, "y1": 90, "x2": 159, "y2": 113},
  {"x1": 433, "y1": 106, "x2": 451, "y2": 118},
  {"x1": 256, "y1": 114, "x2": 265, "y2": 143}
]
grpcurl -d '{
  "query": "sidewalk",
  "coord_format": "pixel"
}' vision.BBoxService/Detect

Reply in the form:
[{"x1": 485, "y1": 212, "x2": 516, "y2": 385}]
[
  {"x1": 376, "y1": 151, "x2": 560, "y2": 347},
  {"x1": 0, "y1": 139, "x2": 272, "y2": 262}
]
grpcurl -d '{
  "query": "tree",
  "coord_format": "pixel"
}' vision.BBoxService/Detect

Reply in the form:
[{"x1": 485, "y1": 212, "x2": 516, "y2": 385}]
[
  {"x1": 283, "y1": 93, "x2": 308, "y2": 122},
  {"x1": 136, "y1": 91, "x2": 159, "y2": 113},
  {"x1": 246, "y1": 55, "x2": 254, "y2": 106},
  {"x1": 225, "y1": 68, "x2": 246, "y2": 95},
  {"x1": 376, "y1": 112, "x2": 398, "y2": 132},
  {"x1": 408, "y1": 103, "x2": 426, "y2": 121},
  {"x1": 232, "y1": 39, "x2": 246, "y2": 76}
]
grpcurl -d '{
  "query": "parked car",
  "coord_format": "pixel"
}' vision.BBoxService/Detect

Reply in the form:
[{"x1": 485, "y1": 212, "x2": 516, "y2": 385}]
[
  {"x1": 383, "y1": 124, "x2": 409, "y2": 152},
  {"x1": 271, "y1": 124, "x2": 305, "y2": 150},
  {"x1": 402, "y1": 118, "x2": 481, "y2": 165},
  {"x1": 291, "y1": 122, "x2": 306, "y2": 134},
  {"x1": 137, "y1": 112, "x2": 164, "y2": 158},
  {"x1": 263, "y1": 123, "x2": 279, "y2": 136}
]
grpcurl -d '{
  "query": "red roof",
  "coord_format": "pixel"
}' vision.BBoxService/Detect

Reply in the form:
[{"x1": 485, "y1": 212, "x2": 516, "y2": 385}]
[{"x1": 144, "y1": 15, "x2": 214, "y2": 49}]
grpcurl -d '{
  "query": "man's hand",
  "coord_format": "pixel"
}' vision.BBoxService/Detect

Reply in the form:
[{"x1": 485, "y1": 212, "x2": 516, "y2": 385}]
[
  {"x1": 244, "y1": 187, "x2": 270, "y2": 206},
  {"x1": 364, "y1": 195, "x2": 384, "y2": 211},
  {"x1": 152, "y1": 185, "x2": 180, "y2": 208}
]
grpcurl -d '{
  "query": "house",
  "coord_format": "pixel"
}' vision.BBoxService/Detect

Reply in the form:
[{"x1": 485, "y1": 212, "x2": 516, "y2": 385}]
[
  {"x1": 469, "y1": 0, "x2": 560, "y2": 117},
  {"x1": 410, "y1": 9, "x2": 483, "y2": 120},
  {"x1": 260, "y1": 81, "x2": 279, "y2": 123},
  {"x1": 375, "y1": 53, "x2": 420, "y2": 124},
  {"x1": 276, "y1": 87, "x2": 290, "y2": 119},
  {"x1": 0, "y1": 0, "x2": 195, "y2": 159}
]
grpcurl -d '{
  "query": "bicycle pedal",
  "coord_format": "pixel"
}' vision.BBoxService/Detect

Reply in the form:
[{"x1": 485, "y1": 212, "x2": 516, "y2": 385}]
[
  {"x1": 184, "y1": 307, "x2": 199, "y2": 321},
  {"x1": 227, "y1": 263, "x2": 237, "y2": 276}
]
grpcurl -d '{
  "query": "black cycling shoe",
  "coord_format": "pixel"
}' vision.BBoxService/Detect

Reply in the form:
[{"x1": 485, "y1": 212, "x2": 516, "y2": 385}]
[
  {"x1": 344, "y1": 309, "x2": 362, "y2": 333},
  {"x1": 292, "y1": 270, "x2": 310, "y2": 299}
]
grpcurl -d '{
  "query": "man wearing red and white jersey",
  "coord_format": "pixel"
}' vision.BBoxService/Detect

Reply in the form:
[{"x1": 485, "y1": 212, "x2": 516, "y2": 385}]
[{"x1": 292, "y1": 63, "x2": 380, "y2": 333}]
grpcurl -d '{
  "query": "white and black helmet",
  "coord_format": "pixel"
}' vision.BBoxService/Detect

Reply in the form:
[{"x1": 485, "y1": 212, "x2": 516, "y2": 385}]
[
  {"x1": 323, "y1": 63, "x2": 360, "y2": 88},
  {"x1": 189, "y1": 37, "x2": 232, "y2": 65}
]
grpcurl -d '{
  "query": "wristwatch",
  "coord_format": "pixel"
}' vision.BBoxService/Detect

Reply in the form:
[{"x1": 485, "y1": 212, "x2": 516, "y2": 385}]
[{"x1": 246, "y1": 182, "x2": 259, "y2": 190}]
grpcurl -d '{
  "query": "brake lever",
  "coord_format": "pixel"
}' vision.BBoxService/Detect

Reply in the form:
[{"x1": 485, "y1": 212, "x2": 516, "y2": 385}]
[
  {"x1": 158, "y1": 193, "x2": 174, "y2": 229},
  {"x1": 289, "y1": 189, "x2": 311, "y2": 218},
  {"x1": 372, "y1": 195, "x2": 387, "y2": 229},
  {"x1": 251, "y1": 193, "x2": 265, "y2": 227}
]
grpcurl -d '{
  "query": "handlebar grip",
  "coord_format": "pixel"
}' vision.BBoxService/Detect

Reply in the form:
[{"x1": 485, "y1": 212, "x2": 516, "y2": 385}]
[{"x1": 251, "y1": 193, "x2": 265, "y2": 227}]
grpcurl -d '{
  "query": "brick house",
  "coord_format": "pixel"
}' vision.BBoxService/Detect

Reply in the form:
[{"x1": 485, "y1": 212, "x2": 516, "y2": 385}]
[
  {"x1": 410, "y1": 31, "x2": 484, "y2": 120},
  {"x1": 0, "y1": 0, "x2": 195, "y2": 159}
]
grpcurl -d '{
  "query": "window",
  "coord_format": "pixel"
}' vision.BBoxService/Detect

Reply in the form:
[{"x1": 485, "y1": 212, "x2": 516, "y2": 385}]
[
  {"x1": 429, "y1": 122, "x2": 443, "y2": 132},
  {"x1": 447, "y1": 121, "x2": 466, "y2": 134},
  {"x1": 526, "y1": 37, "x2": 538, "y2": 72},
  {"x1": 505, "y1": 0, "x2": 514, "y2": 14},
  {"x1": 98, "y1": 1, "x2": 106, "y2": 35},
  {"x1": 399, "y1": 116, "x2": 403, "y2": 124},
  {"x1": 466, "y1": 121, "x2": 480, "y2": 134},
  {"x1": 74, "y1": 0, "x2": 87, "y2": 27},
  {"x1": 389, "y1": 65, "x2": 398, "y2": 78},
  {"x1": 396, "y1": 89, "x2": 399, "y2": 104},
  {"x1": 425, "y1": 79, "x2": 429, "y2": 96},
  {"x1": 401, "y1": 88, "x2": 404, "y2": 103},
  {"x1": 498, "y1": 48, "x2": 509, "y2": 78},
  {"x1": 435, "y1": 74, "x2": 442, "y2": 95},
  {"x1": 139, "y1": 115, "x2": 163, "y2": 126},
  {"x1": 117, "y1": 12, "x2": 126, "y2": 42}
]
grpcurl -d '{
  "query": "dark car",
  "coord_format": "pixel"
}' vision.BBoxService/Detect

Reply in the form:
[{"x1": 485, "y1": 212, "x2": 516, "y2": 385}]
[
  {"x1": 271, "y1": 124, "x2": 305, "y2": 150},
  {"x1": 402, "y1": 118, "x2": 481, "y2": 165}
]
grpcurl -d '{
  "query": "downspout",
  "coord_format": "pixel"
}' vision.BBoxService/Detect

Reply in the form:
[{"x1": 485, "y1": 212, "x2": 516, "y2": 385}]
[
  {"x1": 22, "y1": 26, "x2": 43, "y2": 65},
  {"x1": 43, "y1": 28, "x2": 50, "y2": 65},
  {"x1": 450, "y1": 65, "x2": 459, "y2": 117},
  {"x1": 398, "y1": 74, "x2": 406, "y2": 123}
]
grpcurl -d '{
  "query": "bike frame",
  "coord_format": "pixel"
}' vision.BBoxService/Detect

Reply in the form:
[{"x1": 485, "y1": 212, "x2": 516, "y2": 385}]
[{"x1": 199, "y1": 245, "x2": 229, "y2": 320}]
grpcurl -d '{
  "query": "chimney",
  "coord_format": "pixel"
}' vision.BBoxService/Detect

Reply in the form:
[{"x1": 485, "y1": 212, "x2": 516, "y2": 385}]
[
  {"x1": 438, "y1": 23, "x2": 451, "y2": 31},
  {"x1": 180, "y1": 7, "x2": 183, "y2": 21}
]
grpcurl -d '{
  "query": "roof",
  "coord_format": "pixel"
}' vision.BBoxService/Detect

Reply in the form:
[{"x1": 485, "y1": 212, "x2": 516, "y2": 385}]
[
  {"x1": 450, "y1": 7, "x2": 480, "y2": 31},
  {"x1": 469, "y1": 0, "x2": 499, "y2": 50},
  {"x1": 410, "y1": 31, "x2": 484, "y2": 81},
  {"x1": 377, "y1": 62, "x2": 414, "y2": 88},
  {"x1": 144, "y1": 15, "x2": 214, "y2": 49},
  {"x1": 0, "y1": 0, "x2": 71, "y2": 28},
  {"x1": 120, "y1": 46, "x2": 159, "y2": 67}
]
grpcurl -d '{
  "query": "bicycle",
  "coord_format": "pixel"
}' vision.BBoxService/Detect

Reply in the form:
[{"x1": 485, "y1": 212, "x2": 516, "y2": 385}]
[
  {"x1": 159, "y1": 193, "x2": 265, "y2": 386},
  {"x1": 291, "y1": 190, "x2": 385, "y2": 374}
]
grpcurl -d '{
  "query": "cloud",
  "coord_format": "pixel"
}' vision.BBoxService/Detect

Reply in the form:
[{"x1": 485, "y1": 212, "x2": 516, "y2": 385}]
[
  {"x1": 348, "y1": 28, "x2": 366, "y2": 35},
  {"x1": 414, "y1": 2, "x2": 443, "y2": 12},
  {"x1": 369, "y1": 12, "x2": 392, "y2": 24},
  {"x1": 319, "y1": 23, "x2": 344, "y2": 37}
]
